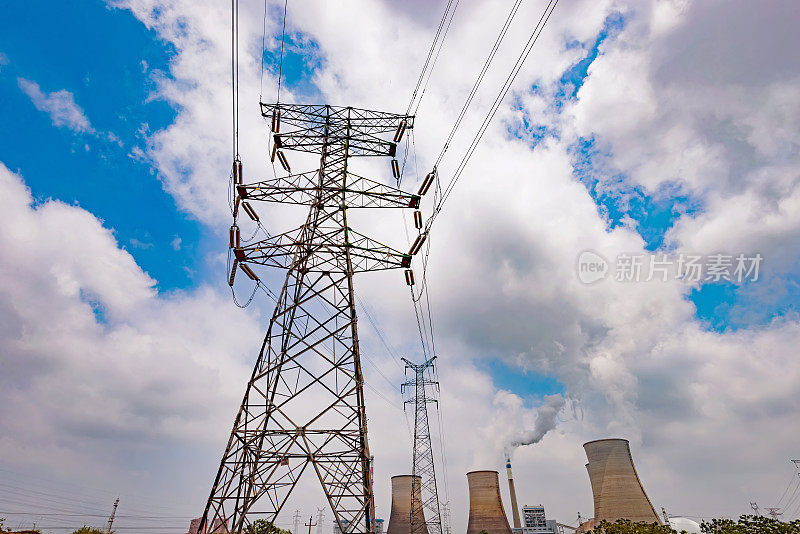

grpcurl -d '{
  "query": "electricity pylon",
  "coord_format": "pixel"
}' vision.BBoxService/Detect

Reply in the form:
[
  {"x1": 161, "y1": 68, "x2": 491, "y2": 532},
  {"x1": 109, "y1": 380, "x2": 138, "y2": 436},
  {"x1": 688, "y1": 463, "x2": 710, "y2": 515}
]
[
  {"x1": 401, "y1": 357, "x2": 442, "y2": 534},
  {"x1": 441, "y1": 502, "x2": 451, "y2": 534},
  {"x1": 198, "y1": 103, "x2": 418, "y2": 534}
]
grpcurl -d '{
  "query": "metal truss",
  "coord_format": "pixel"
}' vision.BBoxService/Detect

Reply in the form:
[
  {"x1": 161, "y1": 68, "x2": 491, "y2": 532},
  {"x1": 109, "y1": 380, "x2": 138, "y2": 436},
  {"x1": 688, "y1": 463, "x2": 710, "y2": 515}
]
[
  {"x1": 237, "y1": 173, "x2": 419, "y2": 209},
  {"x1": 198, "y1": 103, "x2": 416, "y2": 534},
  {"x1": 401, "y1": 357, "x2": 442, "y2": 534}
]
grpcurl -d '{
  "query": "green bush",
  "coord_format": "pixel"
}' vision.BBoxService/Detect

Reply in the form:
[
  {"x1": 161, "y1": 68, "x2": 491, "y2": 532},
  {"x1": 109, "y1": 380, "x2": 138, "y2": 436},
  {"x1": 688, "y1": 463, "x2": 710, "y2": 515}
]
[
  {"x1": 71, "y1": 527, "x2": 106, "y2": 534},
  {"x1": 588, "y1": 516, "x2": 800, "y2": 534},
  {"x1": 243, "y1": 520, "x2": 293, "y2": 534},
  {"x1": 701, "y1": 515, "x2": 800, "y2": 533},
  {"x1": 593, "y1": 519, "x2": 683, "y2": 533}
]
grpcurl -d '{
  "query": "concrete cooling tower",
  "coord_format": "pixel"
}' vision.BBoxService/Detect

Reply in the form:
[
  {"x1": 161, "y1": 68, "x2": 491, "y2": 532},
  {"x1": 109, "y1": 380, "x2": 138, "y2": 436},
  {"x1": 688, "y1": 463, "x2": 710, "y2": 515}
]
[
  {"x1": 466, "y1": 471, "x2": 512, "y2": 534},
  {"x1": 387, "y1": 475, "x2": 428, "y2": 534},
  {"x1": 583, "y1": 439, "x2": 660, "y2": 524}
]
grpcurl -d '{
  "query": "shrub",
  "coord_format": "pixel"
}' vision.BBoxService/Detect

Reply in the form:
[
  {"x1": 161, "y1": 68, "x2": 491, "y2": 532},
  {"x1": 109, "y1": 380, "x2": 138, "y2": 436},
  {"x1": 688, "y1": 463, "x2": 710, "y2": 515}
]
[
  {"x1": 593, "y1": 519, "x2": 682, "y2": 533},
  {"x1": 243, "y1": 520, "x2": 293, "y2": 534},
  {"x1": 701, "y1": 515, "x2": 800, "y2": 533}
]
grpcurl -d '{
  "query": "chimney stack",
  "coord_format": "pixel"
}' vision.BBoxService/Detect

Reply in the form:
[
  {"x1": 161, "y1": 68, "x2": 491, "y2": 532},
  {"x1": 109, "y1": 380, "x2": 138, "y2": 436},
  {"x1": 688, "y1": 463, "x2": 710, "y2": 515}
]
[{"x1": 505, "y1": 458, "x2": 522, "y2": 529}]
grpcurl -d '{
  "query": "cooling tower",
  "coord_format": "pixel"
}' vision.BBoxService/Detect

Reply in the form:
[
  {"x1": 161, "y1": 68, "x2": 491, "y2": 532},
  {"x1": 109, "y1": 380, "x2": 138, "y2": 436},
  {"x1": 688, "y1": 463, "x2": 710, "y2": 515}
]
[
  {"x1": 583, "y1": 439, "x2": 660, "y2": 524},
  {"x1": 466, "y1": 471, "x2": 513, "y2": 534},
  {"x1": 387, "y1": 475, "x2": 428, "y2": 534}
]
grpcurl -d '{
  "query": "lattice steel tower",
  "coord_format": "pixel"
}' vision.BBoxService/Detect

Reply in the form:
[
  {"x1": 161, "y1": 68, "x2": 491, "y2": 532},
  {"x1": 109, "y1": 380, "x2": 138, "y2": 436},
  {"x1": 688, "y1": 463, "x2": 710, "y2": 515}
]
[
  {"x1": 198, "y1": 103, "x2": 419, "y2": 534},
  {"x1": 401, "y1": 357, "x2": 443, "y2": 534}
]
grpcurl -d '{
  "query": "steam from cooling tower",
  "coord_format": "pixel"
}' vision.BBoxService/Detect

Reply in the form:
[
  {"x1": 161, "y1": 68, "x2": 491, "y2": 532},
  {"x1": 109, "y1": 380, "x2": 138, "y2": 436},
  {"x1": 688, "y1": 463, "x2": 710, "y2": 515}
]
[{"x1": 506, "y1": 394, "x2": 565, "y2": 455}]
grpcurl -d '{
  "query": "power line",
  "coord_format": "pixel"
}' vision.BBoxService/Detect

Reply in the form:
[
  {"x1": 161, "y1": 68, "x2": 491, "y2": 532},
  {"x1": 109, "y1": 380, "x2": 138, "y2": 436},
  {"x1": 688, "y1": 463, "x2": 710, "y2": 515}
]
[
  {"x1": 406, "y1": 0, "x2": 461, "y2": 115},
  {"x1": 430, "y1": 0, "x2": 525, "y2": 173},
  {"x1": 403, "y1": 0, "x2": 560, "y2": 369},
  {"x1": 425, "y1": 0, "x2": 560, "y2": 233},
  {"x1": 398, "y1": 1, "x2": 562, "y2": 516},
  {"x1": 276, "y1": 0, "x2": 289, "y2": 103},
  {"x1": 357, "y1": 296, "x2": 405, "y2": 371},
  {"x1": 231, "y1": 0, "x2": 240, "y2": 159},
  {"x1": 776, "y1": 471, "x2": 798, "y2": 506}
]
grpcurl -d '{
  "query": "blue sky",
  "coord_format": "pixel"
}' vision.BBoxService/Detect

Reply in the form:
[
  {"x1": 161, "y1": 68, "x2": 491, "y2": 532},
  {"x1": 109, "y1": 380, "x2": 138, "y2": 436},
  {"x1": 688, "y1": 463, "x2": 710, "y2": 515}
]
[
  {"x1": 2, "y1": 1, "x2": 800, "y2": 529},
  {"x1": 0, "y1": 1, "x2": 204, "y2": 292},
  {"x1": 1, "y1": 1, "x2": 791, "y2": 402}
]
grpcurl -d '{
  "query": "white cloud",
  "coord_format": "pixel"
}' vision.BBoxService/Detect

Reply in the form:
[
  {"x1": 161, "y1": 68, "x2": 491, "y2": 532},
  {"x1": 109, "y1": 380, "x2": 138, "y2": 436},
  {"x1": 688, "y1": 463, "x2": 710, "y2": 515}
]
[
  {"x1": 17, "y1": 78, "x2": 95, "y2": 134},
  {"x1": 102, "y1": 0, "x2": 800, "y2": 524},
  {"x1": 3, "y1": 0, "x2": 800, "y2": 530},
  {"x1": 0, "y1": 162, "x2": 265, "y2": 512}
]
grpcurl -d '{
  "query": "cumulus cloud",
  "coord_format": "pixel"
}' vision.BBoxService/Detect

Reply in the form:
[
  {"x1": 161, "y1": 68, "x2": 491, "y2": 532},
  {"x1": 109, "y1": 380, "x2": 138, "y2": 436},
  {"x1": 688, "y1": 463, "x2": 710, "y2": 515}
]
[
  {"x1": 3, "y1": 0, "x2": 800, "y2": 529},
  {"x1": 102, "y1": 0, "x2": 800, "y2": 524},
  {"x1": 17, "y1": 78, "x2": 95, "y2": 134},
  {"x1": 0, "y1": 162, "x2": 265, "y2": 510}
]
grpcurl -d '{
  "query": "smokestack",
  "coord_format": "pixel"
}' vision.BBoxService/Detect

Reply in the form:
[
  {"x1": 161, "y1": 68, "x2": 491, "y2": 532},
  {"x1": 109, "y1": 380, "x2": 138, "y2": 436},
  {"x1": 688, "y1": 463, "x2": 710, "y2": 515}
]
[
  {"x1": 583, "y1": 439, "x2": 661, "y2": 525},
  {"x1": 505, "y1": 459, "x2": 522, "y2": 529},
  {"x1": 387, "y1": 475, "x2": 428, "y2": 534},
  {"x1": 466, "y1": 471, "x2": 512, "y2": 534}
]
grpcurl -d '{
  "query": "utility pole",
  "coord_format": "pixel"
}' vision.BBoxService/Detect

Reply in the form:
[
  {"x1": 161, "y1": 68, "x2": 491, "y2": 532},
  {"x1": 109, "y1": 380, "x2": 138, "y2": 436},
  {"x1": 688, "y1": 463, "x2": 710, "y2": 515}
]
[
  {"x1": 306, "y1": 516, "x2": 318, "y2": 534},
  {"x1": 294, "y1": 510, "x2": 302, "y2": 534},
  {"x1": 106, "y1": 498, "x2": 119, "y2": 533},
  {"x1": 576, "y1": 513, "x2": 583, "y2": 527},
  {"x1": 198, "y1": 102, "x2": 419, "y2": 534},
  {"x1": 401, "y1": 357, "x2": 442, "y2": 534},
  {"x1": 751, "y1": 502, "x2": 761, "y2": 516}
]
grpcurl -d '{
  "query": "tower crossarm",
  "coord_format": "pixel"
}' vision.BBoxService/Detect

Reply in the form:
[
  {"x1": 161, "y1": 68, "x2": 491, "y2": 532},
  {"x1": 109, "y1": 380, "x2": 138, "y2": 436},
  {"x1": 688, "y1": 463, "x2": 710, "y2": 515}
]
[
  {"x1": 234, "y1": 227, "x2": 411, "y2": 273},
  {"x1": 273, "y1": 130, "x2": 398, "y2": 157},
  {"x1": 262, "y1": 103, "x2": 414, "y2": 136},
  {"x1": 238, "y1": 172, "x2": 420, "y2": 209}
]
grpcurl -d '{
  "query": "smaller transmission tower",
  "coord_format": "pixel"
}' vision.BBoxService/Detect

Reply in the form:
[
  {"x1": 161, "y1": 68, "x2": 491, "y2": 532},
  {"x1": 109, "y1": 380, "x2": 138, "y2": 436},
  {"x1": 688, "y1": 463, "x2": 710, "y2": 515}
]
[
  {"x1": 401, "y1": 357, "x2": 442, "y2": 534},
  {"x1": 751, "y1": 502, "x2": 761, "y2": 516},
  {"x1": 766, "y1": 508, "x2": 783, "y2": 520},
  {"x1": 317, "y1": 507, "x2": 326, "y2": 534},
  {"x1": 441, "y1": 502, "x2": 451, "y2": 534},
  {"x1": 294, "y1": 510, "x2": 302, "y2": 534},
  {"x1": 661, "y1": 507, "x2": 672, "y2": 526}
]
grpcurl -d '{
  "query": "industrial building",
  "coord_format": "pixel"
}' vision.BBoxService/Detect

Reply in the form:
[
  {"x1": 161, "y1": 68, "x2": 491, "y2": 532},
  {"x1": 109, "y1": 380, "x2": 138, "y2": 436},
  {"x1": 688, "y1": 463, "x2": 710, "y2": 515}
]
[
  {"x1": 519, "y1": 505, "x2": 557, "y2": 534},
  {"x1": 504, "y1": 458, "x2": 557, "y2": 534},
  {"x1": 583, "y1": 439, "x2": 661, "y2": 525},
  {"x1": 333, "y1": 519, "x2": 351, "y2": 534},
  {"x1": 668, "y1": 517, "x2": 701, "y2": 533}
]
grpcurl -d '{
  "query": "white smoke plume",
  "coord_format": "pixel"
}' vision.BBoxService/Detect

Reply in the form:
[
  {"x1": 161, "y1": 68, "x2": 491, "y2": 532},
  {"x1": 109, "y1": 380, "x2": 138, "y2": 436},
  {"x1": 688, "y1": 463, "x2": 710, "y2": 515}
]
[{"x1": 506, "y1": 394, "x2": 566, "y2": 456}]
